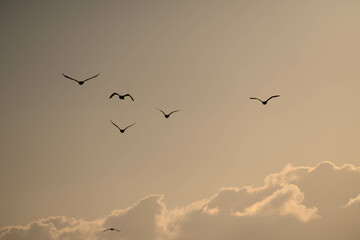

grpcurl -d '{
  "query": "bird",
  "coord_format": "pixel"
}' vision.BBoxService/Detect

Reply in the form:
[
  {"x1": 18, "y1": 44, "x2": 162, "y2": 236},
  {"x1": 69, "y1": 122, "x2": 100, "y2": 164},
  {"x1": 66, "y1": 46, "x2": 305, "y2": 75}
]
[
  {"x1": 249, "y1": 95, "x2": 280, "y2": 105},
  {"x1": 111, "y1": 121, "x2": 136, "y2": 133},
  {"x1": 109, "y1": 92, "x2": 134, "y2": 101},
  {"x1": 62, "y1": 73, "x2": 100, "y2": 85},
  {"x1": 156, "y1": 108, "x2": 180, "y2": 118},
  {"x1": 103, "y1": 228, "x2": 121, "y2": 232}
]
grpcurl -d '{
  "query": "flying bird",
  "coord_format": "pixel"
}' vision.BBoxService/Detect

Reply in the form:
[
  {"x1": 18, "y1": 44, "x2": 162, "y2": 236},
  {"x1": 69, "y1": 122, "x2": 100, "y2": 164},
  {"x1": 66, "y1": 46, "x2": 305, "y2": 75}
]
[
  {"x1": 109, "y1": 92, "x2": 134, "y2": 101},
  {"x1": 111, "y1": 121, "x2": 135, "y2": 133},
  {"x1": 156, "y1": 108, "x2": 180, "y2": 118},
  {"x1": 249, "y1": 95, "x2": 280, "y2": 105},
  {"x1": 103, "y1": 228, "x2": 121, "y2": 232},
  {"x1": 62, "y1": 73, "x2": 100, "y2": 85}
]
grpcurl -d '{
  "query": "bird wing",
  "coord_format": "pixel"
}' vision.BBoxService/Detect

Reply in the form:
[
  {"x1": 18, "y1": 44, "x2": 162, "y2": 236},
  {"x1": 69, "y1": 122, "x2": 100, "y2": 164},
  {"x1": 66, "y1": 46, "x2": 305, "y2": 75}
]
[
  {"x1": 249, "y1": 97, "x2": 263, "y2": 102},
  {"x1": 103, "y1": 229, "x2": 110, "y2": 232},
  {"x1": 110, "y1": 120, "x2": 121, "y2": 131},
  {"x1": 156, "y1": 108, "x2": 166, "y2": 116},
  {"x1": 168, "y1": 110, "x2": 181, "y2": 116},
  {"x1": 124, "y1": 122, "x2": 136, "y2": 131},
  {"x1": 114, "y1": 229, "x2": 121, "y2": 232},
  {"x1": 83, "y1": 73, "x2": 100, "y2": 82},
  {"x1": 266, "y1": 95, "x2": 280, "y2": 102},
  {"x1": 124, "y1": 94, "x2": 134, "y2": 101},
  {"x1": 62, "y1": 74, "x2": 79, "y2": 82},
  {"x1": 110, "y1": 92, "x2": 119, "y2": 99}
]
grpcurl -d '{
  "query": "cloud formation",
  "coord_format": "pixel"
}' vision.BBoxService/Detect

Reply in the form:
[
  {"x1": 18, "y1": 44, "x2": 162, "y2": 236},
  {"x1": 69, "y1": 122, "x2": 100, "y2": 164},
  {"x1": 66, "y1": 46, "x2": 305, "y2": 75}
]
[{"x1": 1, "y1": 161, "x2": 360, "y2": 240}]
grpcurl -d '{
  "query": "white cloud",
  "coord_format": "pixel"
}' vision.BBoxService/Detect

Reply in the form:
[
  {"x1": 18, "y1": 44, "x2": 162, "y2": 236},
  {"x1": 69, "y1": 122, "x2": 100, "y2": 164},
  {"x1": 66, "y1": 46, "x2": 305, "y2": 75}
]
[
  {"x1": 1, "y1": 161, "x2": 360, "y2": 240},
  {"x1": 233, "y1": 184, "x2": 319, "y2": 222},
  {"x1": 344, "y1": 194, "x2": 360, "y2": 208}
]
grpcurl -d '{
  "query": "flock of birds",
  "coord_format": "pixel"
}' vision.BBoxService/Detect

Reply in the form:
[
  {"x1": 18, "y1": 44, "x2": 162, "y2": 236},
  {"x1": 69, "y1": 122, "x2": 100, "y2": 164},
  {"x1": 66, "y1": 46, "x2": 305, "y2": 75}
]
[
  {"x1": 62, "y1": 72, "x2": 280, "y2": 233},
  {"x1": 63, "y1": 73, "x2": 183, "y2": 134}
]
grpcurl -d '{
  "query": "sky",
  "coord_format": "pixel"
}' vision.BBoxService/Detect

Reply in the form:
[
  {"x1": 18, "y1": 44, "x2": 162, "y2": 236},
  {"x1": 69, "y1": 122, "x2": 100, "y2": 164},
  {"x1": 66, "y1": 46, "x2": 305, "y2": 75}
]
[{"x1": 1, "y1": 0, "x2": 360, "y2": 239}]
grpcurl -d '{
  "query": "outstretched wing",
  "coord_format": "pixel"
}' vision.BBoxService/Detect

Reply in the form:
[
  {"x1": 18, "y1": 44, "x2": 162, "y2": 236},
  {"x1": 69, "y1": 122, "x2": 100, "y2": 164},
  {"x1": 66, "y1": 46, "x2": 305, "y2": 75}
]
[
  {"x1": 110, "y1": 120, "x2": 121, "y2": 131},
  {"x1": 114, "y1": 229, "x2": 121, "y2": 232},
  {"x1": 110, "y1": 92, "x2": 119, "y2": 99},
  {"x1": 103, "y1": 229, "x2": 110, "y2": 232},
  {"x1": 168, "y1": 110, "x2": 180, "y2": 116},
  {"x1": 62, "y1": 74, "x2": 79, "y2": 83},
  {"x1": 124, "y1": 94, "x2": 134, "y2": 101},
  {"x1": 249, "y1": 97, "x2": 263, "y2": 102},
  {"x1": 266, "y1": 95, "x2": 280, "y2": 102},
  {"x1": 83, "y1": 73, "x2": 100, "y2": 82},
  {"x1": 156, "y1": 108, "x2": 166, "y2": 116},
  {"x1": 124, "y1": 122, "x2": 136, "y2": 131}
]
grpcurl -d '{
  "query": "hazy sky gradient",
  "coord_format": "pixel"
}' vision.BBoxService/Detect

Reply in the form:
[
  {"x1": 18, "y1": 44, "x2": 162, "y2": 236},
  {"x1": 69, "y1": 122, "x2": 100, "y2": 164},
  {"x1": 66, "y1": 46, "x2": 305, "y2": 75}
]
[{"x1": 1, "y1": 0, "x2": 360, "y2": 228}]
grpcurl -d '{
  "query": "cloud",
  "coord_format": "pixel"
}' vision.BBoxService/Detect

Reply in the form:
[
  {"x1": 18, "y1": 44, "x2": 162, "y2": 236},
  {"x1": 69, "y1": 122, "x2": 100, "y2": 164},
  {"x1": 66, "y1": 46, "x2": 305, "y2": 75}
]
[
  {"x1": 1, "y1": 161, "x2": 360, "y2": 240},
  {"x1": 232, "y1": 184, "x2": 319, "y2": 222},
  {"x1": 344, "y1": 194, "x2": 360, "y2": 208}
]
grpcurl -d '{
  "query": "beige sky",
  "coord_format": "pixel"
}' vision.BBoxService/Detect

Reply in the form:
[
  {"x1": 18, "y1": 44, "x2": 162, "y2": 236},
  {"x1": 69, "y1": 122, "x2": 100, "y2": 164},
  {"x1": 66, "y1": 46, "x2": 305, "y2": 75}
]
[{"x1": 1, "y1": 0, "x2": 360, "y2": 231}]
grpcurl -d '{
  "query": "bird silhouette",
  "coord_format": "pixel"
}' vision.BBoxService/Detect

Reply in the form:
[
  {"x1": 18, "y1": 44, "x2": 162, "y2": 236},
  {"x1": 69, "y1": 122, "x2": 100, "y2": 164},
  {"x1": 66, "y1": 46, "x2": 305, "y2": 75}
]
[
  {"x1": 156, "y1": 108, "x2": 180, "y2": 118},
  {"x1": 111, "y1": 121, "x2": 135, "y2": 133},
  {"x1": 109, "y1": 92, "x2": 134, "y2": 101},
  {"x1": 62, "y1": 73, "x2": 100, "y2": 85},
  {"x1": 103, "y1": 228, "x2": 121, "y2": 232},
  {"x1": 250, "y1": 95, "x2": 280, "y2": 105}
]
